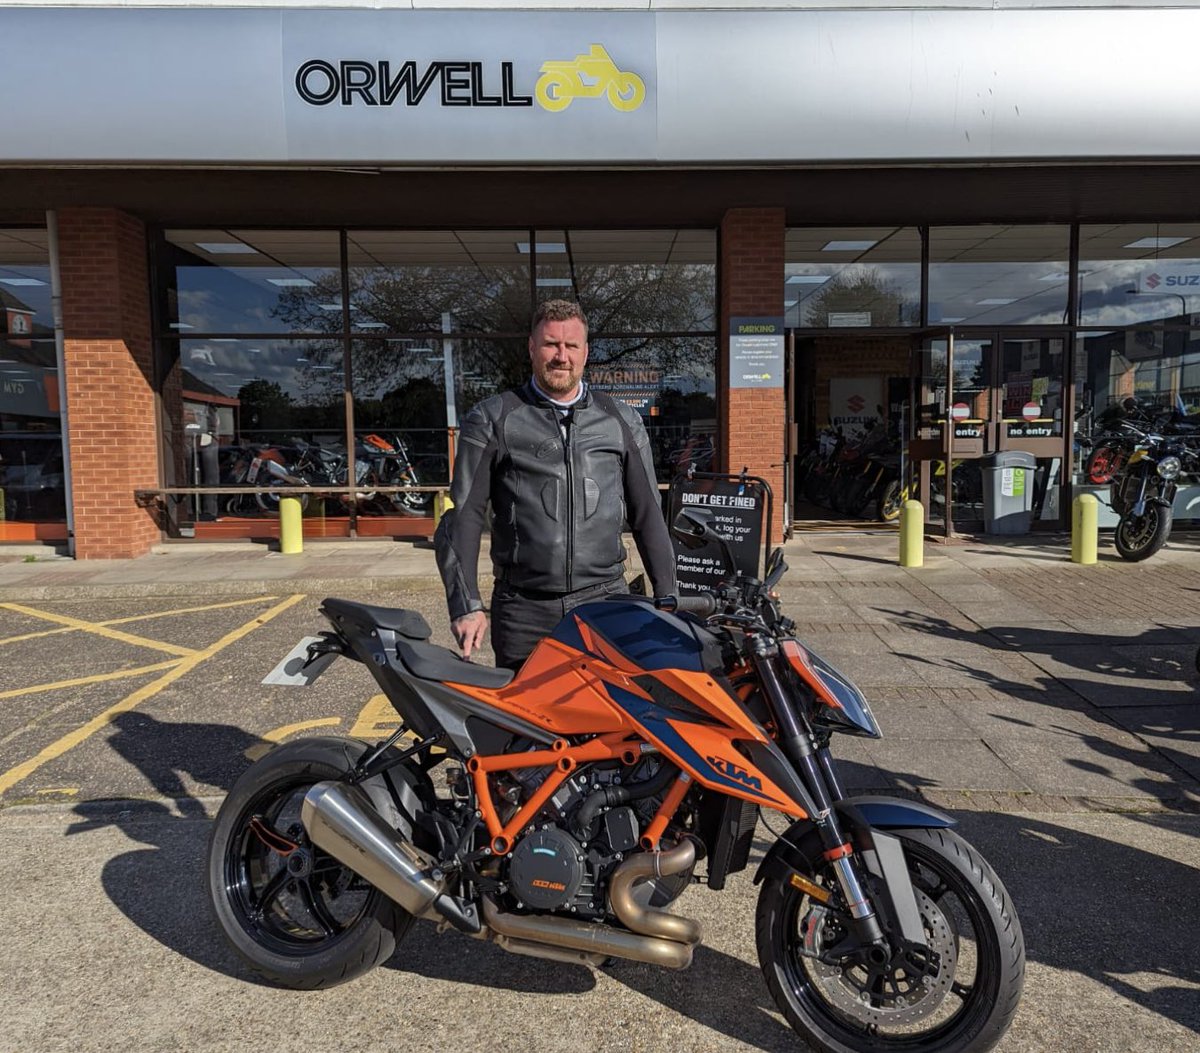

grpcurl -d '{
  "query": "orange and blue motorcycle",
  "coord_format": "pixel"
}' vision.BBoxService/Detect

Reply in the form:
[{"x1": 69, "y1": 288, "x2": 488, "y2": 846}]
[{"x1": 207, "y1": 507, "x2": 1024, "y2": 1053}]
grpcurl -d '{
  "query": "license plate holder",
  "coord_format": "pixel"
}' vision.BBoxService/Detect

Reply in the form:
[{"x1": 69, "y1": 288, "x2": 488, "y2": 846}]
[{"x1": 262, "y1": 635, "x2": 338, "y2": 687}]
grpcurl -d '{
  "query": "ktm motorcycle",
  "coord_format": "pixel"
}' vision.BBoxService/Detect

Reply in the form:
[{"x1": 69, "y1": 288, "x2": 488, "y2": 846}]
[{"x1": 207, "y1": 507, "x2": 1025, "y2": 1053}]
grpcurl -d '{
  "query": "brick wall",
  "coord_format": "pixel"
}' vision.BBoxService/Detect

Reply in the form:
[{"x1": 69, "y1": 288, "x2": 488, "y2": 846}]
[
  {"x1": 59, "y1": 209, "x2": 160, "y2": 558},
  {"x1": 719, "y1": 208, "x2": 786, "y2": 540},
  {"x1": 810, "y1": 335, "x2": 911, "y2": 429}
]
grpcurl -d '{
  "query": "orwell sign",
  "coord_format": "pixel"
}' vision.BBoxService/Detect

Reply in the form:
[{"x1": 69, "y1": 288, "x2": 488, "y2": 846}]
[
  {"x1": 281, "y1": 14, "x2": 657, "y2": 161},
  {"x1": 295, "y1": 46, "x2": 646, "y2": 113}
]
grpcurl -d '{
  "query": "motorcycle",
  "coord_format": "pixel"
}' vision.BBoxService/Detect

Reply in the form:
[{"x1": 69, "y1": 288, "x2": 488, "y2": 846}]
[
  {"x1": 1108, "y1": 434, "x2": 1198, "y2": 561},
  {"x1": 207, "y1": 507, "x2": 1025, "y2": 1053},
  {"x1": 223, "y1": 443, "x2": 311, "y2": 516}
]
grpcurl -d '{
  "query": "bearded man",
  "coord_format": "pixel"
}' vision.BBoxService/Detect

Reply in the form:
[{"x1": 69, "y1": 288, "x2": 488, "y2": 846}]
[{"x1": 434, "y1": 299, "x2": 677, "y2": 671}]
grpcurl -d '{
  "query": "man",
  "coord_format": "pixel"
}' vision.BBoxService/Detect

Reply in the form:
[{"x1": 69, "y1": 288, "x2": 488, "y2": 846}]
[{"x1": 434, "y1": 299, "x2": 677, "y2": 671}]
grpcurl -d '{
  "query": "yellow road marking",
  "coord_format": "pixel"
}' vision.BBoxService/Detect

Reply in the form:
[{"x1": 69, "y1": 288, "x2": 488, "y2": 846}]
[
  {"x1": 0, "y1": 593, "x2": 307, "y2": 797},
  {"x1": 245, "y1": 717, "x2": 343, "y2": 761},
  {"x1": 0, "y1": 595, "x2": 280, "y2": 648},
  {"x1": 35, "y1": 787, "x2": 78, "y2": 797},
  {"x1": 0, "y1": 602, "x2": 197, "y2": 657},
  {"x1": 0, "y1": 659, "x2": 184, "y2": 701},
  {"x1": 349, "y1": 693, "x2": 404, "y2": 739}
]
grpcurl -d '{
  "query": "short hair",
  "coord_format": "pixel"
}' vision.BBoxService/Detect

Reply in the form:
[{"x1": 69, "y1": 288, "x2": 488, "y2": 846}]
[{"x1": 531, "y1": 299, "x2": 588, "y2": 338}]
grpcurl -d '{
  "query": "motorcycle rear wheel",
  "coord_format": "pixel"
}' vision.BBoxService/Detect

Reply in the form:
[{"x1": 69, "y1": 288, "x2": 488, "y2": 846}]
[
  {"x1": 756, "y1": 827, "x2": 1024, "y2": 1053},
  {"x1": 1114, "y1": 505, "x2": 1172, "y2": 562},
  {"x1": 207, "y1": 737, "x2": 412, "y2": 989}
]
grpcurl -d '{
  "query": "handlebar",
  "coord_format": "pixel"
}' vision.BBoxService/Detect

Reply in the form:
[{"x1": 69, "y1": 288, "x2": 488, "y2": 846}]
[{"x1": 655, "y1": 593, "x2": 718, "y2": 617}]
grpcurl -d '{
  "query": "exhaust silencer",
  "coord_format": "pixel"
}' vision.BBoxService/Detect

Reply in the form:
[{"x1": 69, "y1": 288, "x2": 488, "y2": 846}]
[{"x1": 301, "y1": 780, "x2": 448, "y2": 920}]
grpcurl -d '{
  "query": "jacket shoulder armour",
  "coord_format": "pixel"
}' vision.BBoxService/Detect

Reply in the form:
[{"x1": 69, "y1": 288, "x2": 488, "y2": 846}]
[{"x1": 592, "y1": 390, "x2": 650, "y2": 448}]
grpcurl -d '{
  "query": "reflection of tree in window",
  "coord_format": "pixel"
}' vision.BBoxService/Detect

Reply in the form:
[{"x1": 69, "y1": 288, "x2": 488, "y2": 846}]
[{"x1": 802, "y1": 268, "x2": 909, "y2": 327}]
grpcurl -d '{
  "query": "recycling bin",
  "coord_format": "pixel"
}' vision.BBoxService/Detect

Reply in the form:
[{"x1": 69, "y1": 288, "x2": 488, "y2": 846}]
[{"x1": 981, "y1": 450, "x2": 1037, "y2": 535}]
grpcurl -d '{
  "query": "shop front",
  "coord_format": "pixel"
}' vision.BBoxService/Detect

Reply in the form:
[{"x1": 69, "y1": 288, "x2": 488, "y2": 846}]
[{"x1": 5, "y1": 5, "x2": 1200, "y2": 556}]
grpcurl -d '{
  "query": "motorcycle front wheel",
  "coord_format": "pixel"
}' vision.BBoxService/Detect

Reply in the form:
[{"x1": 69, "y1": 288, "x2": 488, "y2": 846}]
[
  {"x1": 207, "y1": 737, "x2": 412, "y2": 989},
  {"x1": 757, "y1": 827, "x2": 1024, "y2": 1053},
  {"x1": 1114, "y1": 504, "x2": 1172, "y2": 561}
]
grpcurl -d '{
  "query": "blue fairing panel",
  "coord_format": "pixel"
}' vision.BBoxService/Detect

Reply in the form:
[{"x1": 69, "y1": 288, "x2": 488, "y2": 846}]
[{"x1": 551, "y1": 600, "x2": 709, "y2": 673}]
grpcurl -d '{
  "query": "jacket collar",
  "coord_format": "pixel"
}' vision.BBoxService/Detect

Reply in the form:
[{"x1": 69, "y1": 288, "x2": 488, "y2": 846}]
[{"x1": 523, "y1": 378, "x2": 591, "y2": 410}]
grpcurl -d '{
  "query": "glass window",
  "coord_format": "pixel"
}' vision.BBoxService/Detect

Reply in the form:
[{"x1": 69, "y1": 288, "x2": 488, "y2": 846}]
[
  {"x1": 555, "y1": 229, "x2": 716, "y2": 332},
  {"x1": 589, "y1": 336, "x2": 717, "y2": 481},
  {"x1": 162, "y1": 230, "x2": 341, "y2": 335},
  {"x1": 1000, "y1": 337, "x2": 1065, "y2": 437},
  {"x1": 347, "y1": 230, "x2": 531, "y2": 336},
  {"x1": 0, "y1": 228, "x2": 65, "y2": 529},
  {"x1": 785, "y1": 228, "x2": 920, "y2": 328},
  {"x1": 929, "y1": 225, "x2": 1070, "y2": 326},
  {"x1": 915, "y1": 338, "x2": 992, "y2": 440},
  {"x1": 1078, "y1": 223, "x2": 1200, "y2": 326}
]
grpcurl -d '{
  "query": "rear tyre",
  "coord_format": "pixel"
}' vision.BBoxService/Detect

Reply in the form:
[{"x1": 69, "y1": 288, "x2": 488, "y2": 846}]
[
  {"x1": 207, "y1": 737, "x2": 412, "y2": 989},
  {"x1": 757, "y1": 827, "x2": 1024, "y2": 1053},
  {"x1": 1114, "y1": 505, "x2": 1172, "y2": 561}
]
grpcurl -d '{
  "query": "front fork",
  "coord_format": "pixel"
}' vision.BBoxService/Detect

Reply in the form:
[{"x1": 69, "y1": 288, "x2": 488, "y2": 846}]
[{"x1": 750, "y1": 637, "x2": 885, "y2": 946}]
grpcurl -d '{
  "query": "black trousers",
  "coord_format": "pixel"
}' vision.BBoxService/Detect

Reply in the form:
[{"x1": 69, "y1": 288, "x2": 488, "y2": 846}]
[{"x1": 490, "y1": 577, "x2": 629, "y2": 671}]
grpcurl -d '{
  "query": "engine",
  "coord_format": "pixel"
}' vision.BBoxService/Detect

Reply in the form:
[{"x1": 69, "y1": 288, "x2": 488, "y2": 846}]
[{"x1": 492, "y1": 759, "x2": 689, "y2": 920}]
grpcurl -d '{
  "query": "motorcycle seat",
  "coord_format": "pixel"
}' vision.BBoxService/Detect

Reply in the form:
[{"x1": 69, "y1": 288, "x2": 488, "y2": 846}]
[
  {"x1": 322, "y1": 598, "x2": 433, "y2": 640},
  {"x1": 394, "y1": 638, "x2": 515, "y2": 689}
]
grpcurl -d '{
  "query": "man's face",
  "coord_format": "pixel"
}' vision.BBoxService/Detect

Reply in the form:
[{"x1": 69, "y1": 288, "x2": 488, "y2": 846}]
[{"x1": 529, "y1": 317, "x2": 588, "y2": 398}]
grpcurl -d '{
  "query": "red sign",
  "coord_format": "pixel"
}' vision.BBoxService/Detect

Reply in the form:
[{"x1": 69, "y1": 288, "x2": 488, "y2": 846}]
[
  {"x1": 950, "y1": 402, "x2": 970, "y2": 420},
  {"x1": 1022, "y1": 402, "x2": 1041, "y2": 421}
]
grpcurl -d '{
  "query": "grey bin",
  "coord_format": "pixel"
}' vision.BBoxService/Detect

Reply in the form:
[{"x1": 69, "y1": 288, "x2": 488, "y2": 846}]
[{"x1": 980, "y1": 451, "x2": 1037, "y2": 535}]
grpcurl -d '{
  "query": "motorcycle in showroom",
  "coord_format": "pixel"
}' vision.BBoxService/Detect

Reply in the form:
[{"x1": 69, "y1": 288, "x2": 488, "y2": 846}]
[{"x1": 208, "y1": 508, "x2": 1024, "y2": 1053}]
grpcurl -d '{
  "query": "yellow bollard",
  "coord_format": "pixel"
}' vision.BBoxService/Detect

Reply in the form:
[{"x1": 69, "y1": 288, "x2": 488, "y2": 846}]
[
  {"x1": 899, "y1": 499, "x2": 924, "y2": 568},
  {"x1": 279, "y1": 496, "x2": 303, "y2": 554},
  {"x1": 1071, "y1": 493, "x2": 1098, "y2": 565},
  {"x1": 433, "y1": 491, "x2": 454, "y2": 529}
]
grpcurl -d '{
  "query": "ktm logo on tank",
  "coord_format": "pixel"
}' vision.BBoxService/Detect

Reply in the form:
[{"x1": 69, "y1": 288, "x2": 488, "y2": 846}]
[
  {"x1": 294, "y1": 45, "x2": 645, "y2": 113},
  {"x1": 707, "y1": 755, "x2": 763, "y2": 792}
]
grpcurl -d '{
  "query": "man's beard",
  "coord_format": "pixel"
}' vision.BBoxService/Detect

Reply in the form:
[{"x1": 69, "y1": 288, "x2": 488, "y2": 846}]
[{"x1": 537, "y1": 363, "x2": 581, "y2": 396}]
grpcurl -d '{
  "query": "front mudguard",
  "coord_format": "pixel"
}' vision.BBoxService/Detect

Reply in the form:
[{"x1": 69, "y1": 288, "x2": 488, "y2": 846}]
[{"x1": 754, "y1": 795, "x2": 956, "y2": 948}]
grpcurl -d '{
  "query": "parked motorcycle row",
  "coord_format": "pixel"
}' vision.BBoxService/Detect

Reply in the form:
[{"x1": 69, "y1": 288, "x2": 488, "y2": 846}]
[
  {"x1": 796, "y1": 420, "x2": 906, "y2": 522},
  {"x1": 1079, "y1": 396, "x2": 1200, "y2": 561},
  {"x1": 219, "y1": 433, "x2": 437, "y2": 518}
]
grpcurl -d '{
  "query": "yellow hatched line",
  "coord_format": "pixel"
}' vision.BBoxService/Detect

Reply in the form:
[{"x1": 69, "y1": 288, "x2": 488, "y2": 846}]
[
  {"x1": 0, "y1": 659, "x2": 184, "y2": 701},
  {"x1": 0, "y1": 593, "x2": 307, "y2": 796},
  {"x1": 0, "y1": 602, "x2": 197, "y2": 657},
  {"x1": 0, "y1": 595, "x2": 280, "y2": 648}
]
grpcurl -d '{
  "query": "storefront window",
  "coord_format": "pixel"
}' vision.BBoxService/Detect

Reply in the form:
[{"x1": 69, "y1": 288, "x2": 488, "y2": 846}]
[
  {"x1": 155, "y1": 227, "x2": 717, "y2": 534},
  {"x1": 1078, "y1": 223, "x2": 1200, "y2": 326},
  {"x1": 785, "y1": 228, "x2": 920, "y2": 328},
  {"x1": 347, "y1": 230, "x2": 531, "y2": 335},
  {"x1": 162, "y1": 230, "x2": 341, "y2": 334},
  {"x1": 547, "y1": 229, "x2": 716, "y2": 332},
  {"x1": 999, "y1": 337, "x2": 1065, "y2": 438},
  {"x1": 590, "y1": 336, "x2": 717, "y2": 479},
  {"x1": 0, "y1": 228, "x2": 66, "y2": 534},
  {"x1": 929, "y1": 225, "x2": 1070, "y2": 326},
  {"x1": 916, "y1": 338, "x2": 992, "y2": 440}
]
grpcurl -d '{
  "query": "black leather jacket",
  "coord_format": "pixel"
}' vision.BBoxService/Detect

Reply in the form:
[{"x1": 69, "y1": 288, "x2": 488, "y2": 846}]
[{"x1": 435, "y1": 382, "x2": 677, "y2": 620}]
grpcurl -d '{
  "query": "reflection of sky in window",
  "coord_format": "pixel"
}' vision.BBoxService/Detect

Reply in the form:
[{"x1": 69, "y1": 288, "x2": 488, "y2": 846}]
[
  {"x1": 1079, "y1": 258, "x2": 1200, "y2": 325},
  {"x1": 180, "y1": 340, "x2": 343, "y2": 401},
  {"x1": 784, "y1": 262, "x2": 919, "y2": 327},
  {"x1": 173, "y1": 267, "x2": 337, "y2": 334}
]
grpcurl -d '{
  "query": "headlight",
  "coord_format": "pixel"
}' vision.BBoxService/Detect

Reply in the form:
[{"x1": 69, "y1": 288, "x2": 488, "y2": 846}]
[{"x1": 1157, "y1": 456, "x2": 1182, "y2": 480}]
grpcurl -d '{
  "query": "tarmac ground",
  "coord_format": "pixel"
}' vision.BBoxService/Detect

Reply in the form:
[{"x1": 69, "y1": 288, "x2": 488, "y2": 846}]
[{"x1": 0, "y1": 529, "x2": 1198, "y2": 1051}]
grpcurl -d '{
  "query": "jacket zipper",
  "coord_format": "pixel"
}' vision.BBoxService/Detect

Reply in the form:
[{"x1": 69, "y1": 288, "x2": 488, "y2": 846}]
[{"x1": 563, "y1": 410, "x2": 574, "y2": 591}]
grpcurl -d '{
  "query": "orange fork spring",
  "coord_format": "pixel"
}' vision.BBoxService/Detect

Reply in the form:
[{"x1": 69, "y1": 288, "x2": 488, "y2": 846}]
[{"x1": 640, "y1": 772, "x2": 693, "y2": 850}]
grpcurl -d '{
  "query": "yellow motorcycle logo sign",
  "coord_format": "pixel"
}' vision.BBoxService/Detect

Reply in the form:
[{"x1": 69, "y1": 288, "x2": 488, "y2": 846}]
[{"x1": 535, "y1": 44, "x2": 646, "y2": 113}]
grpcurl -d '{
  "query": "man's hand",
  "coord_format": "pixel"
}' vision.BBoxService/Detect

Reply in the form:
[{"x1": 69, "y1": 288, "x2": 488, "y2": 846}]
[{"x1": 451, "y1": 611, "x2": 489, "y2": 659}]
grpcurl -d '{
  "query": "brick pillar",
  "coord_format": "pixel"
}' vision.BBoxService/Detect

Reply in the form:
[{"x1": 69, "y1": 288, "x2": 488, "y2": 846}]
[
  {"x1": 719, "y1": 207, "x2": 786, "y2": 542},
  {"x1": 59, "y1": 209, "x2": 160, "y2": 559}
]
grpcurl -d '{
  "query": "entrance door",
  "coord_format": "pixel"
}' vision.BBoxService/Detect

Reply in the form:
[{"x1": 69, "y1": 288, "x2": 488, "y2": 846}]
[{"x1": 909, "y1": 330, "x2": 1069, "y2": 534}]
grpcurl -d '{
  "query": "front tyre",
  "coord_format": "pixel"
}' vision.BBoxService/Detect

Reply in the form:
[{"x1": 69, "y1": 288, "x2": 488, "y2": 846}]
[
  {"x1": 206, "y1": 737, "x2": 412, "y2": 989},
  {"x1": 757, "y1": 827, "x2": 1024, "y2": 1053},
  {"x1": 1114, "y1": 504, "x2": 1172, "y2": 561}
]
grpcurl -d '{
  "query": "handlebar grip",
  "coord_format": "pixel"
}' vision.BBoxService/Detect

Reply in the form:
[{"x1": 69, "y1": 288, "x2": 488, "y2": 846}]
[{"x1": 657, "y1": 593, "x2": 717, "y2": 617}]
